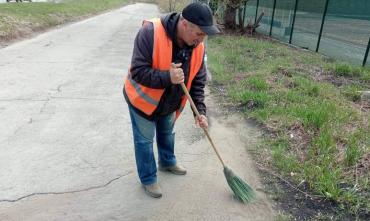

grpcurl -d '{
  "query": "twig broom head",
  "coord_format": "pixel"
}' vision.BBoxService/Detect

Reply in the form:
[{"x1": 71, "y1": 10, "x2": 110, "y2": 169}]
[{"x1": 223, "y1": 166, "x2": 256, "y2": 203}]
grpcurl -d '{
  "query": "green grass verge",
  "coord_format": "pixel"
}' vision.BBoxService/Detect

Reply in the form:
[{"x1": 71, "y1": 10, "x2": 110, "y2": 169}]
[
  {"x1": 150, "y1": 0, "x2": 188, "y2": 12},
  {"x1": 208, "y1": 35, "x2": 370, "y2": 217},
  {"x1": 0, "y1": 0, "x2": 129, "y2": 41}
]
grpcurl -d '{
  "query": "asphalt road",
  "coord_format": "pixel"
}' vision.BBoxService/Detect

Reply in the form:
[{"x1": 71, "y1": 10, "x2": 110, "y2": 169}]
[{"x1": 0, "y1": 3, "x2": 275, "y2": 220}]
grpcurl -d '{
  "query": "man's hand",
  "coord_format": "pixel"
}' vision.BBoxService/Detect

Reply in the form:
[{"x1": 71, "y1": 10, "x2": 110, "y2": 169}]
[
  {"x1": 170, "y1": 63, "x2": 184, "y2": 84},
  {"x1": 195, "y1": 114, "x2": 208, "y2": 129}
]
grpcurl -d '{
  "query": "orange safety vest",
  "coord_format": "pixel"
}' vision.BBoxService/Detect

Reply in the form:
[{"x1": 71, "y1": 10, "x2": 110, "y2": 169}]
[{"x1": 124, "y1": 18, "x2": 204, "y2": 119}]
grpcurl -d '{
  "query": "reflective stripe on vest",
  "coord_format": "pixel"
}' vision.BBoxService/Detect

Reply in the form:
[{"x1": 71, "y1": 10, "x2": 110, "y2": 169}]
[
  {"x1": 127, "y1": 77, "x2": 159, "y2": 106},
  {"x1": 124, "y1": 18, "x2": 204, "y2": 118}
]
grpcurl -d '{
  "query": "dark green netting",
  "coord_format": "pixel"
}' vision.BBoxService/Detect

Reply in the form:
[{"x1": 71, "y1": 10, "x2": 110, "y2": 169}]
[
  {"x1": 271, "y1": 0, "x2": 296, "y2": 42},
  {"x1": 318, "y1": 0, "x2": 370, "y2": 65},
  {"x1": 256, "y1": 0, "x2": 275, "y2": 35},
  {"x1": 243, "y1": 0, "x2": 370, "y2": 65}
]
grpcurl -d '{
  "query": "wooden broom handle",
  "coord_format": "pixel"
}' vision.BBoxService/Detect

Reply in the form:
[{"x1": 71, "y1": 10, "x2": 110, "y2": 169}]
[{"x1": 180, "y1": 82, "x2": 226, "y2": 167}]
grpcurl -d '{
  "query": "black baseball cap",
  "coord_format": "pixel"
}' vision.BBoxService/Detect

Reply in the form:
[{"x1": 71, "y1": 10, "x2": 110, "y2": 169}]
[{"x1": 182, "y1": 2, "x2": 220, "y2": 35}]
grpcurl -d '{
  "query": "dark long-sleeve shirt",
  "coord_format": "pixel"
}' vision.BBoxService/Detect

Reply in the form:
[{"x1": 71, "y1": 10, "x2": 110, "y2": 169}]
[{"x1": 124, "y1": 13, "x2": 207, "y2": 119}]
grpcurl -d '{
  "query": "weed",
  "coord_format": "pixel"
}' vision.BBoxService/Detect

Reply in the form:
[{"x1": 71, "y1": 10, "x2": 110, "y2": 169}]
[{"x1": 341, "y1": 84, "x2": 363, "y2": 102}]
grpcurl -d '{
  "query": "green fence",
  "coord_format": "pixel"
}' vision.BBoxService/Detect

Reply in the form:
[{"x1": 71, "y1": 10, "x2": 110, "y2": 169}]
[{"x1": 239, "y1": 0, "x2": 370, "y2": 66}]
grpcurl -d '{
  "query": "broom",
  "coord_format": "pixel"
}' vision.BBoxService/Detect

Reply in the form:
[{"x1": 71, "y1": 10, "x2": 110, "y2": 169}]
[{"x1": 180, "y1": 82, "x2": 256, "y2": 203}]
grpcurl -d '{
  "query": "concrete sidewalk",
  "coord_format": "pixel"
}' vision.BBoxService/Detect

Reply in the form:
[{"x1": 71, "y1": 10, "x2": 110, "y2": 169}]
[{"x1": 0, "y1": 3, "x2": 274, "y2": 220}]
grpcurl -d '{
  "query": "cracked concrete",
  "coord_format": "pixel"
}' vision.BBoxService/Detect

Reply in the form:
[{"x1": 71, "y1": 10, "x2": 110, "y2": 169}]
[
  {"x1": 0, "y1": 171, "x2": 133, "y2": 203},
  {"x1": 0, "y1": 3, "x2": 275, "y2": 221}
]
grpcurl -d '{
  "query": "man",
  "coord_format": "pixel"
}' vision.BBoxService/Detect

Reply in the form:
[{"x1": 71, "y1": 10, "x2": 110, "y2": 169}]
[{"x1": 123, "y1": 2, "x2": 219, "y2": 198}]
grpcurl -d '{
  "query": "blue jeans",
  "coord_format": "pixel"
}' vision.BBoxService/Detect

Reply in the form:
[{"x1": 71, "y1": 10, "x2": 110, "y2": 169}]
[{"x1": 128, "y1": 106, "x2": 177, "y2": 185}]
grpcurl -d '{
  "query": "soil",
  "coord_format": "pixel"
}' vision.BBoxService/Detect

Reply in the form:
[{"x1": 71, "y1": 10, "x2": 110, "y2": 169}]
[{"x1": 258, "y1": 168, "x2": 363, "y2": 221}]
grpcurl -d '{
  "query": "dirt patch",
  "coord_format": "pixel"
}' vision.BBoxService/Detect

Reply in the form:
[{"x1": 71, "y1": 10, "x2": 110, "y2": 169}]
[
  {"x1": 356, "y1": 153, "x2": 370, "y2": 177},
  {"x1": 258, "y1": 167, "x2": 363, "y2": 221},
  {"x1": 287, "y1": 122, "x2": 311, "y2": 162},
  {"x1": 358, "y1": 100, "x2": 370, "y2": 113},
  {"x1": 296, "y1": 62, "x2": 369, "y2": 90}
]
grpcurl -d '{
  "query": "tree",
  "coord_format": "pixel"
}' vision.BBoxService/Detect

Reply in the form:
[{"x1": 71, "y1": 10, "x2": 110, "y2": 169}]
[
  {"x1": 168, "y1": 0, "x2": 177, "y2": 12},
  {"x1": 222, "y1": 0, "x2": 248, "y2": 30}
]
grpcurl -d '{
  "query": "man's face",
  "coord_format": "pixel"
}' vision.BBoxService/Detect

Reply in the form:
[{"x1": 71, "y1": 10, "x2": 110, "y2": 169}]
[{"x1": 183, "y1": 21, "x2": 207, "y2": 47}]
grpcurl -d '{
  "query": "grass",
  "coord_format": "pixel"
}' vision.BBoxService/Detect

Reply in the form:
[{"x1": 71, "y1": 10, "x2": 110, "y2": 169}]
[
  {"x1": 0, "y1": 0, "x2": 129, "y2": 41},
  {"x1": 142, "y1": 0, "x2": 188, "y2": 12},
  {"x1": 207, "y1": 35, "x2": 370, "y2": 218},
  {"x1": 0, "y1": 0, "x2": 191, "y2": 42},
  {"x1": 275, "y1": 211, "x2": 294, "y2": 221},
  {"x1": 326, "y1": 63, "x2": 370, "y2": 81}
]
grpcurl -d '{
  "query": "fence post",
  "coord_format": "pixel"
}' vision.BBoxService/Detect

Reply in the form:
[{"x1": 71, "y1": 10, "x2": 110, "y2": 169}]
[
  {"x1": 242, "y1": 0, "x2": 248, "y2": 27},
  {"x1": 269, "y1": 0, "x2": 277, "y2": 36},
  {"x1": 289, "y1": 0, "x2": 299, "y2": 44},
  {"x1": 255, "y1": 0, "x2": 260, "y2": 24},
  {"x1": 316, "y1": 0, "x2": 330, "y2": 52},
  {"x1": 363, "y1": 37, "x2": 370, "y2": 67}
]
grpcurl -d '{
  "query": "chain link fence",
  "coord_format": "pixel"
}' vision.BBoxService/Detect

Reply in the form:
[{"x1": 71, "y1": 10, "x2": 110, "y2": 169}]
[{"x1": 227, "y1": 0, "x2": 370, "y2": 67}]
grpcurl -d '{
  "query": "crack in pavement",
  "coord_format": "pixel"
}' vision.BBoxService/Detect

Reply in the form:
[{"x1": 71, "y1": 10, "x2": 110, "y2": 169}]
[
  {"x1": 0, "y1": 171, "x2": 133, "y2": 204},
  {"x1": 0, "y1": 96, "x2": 119, "y2": 103},
  {"x1": 50, "y1": 96, "x2": 120, "y2": 102},
  {"x1": 2, "y1": 61, "x2": 78, "y2": 64},
  {"x1": 54, "y1": 81, "x2": 74, "y2": 93},
  {"x1": 0, "y1": 95, "x2": 119, "y2": 145},
  {"x1": 0, "y1": 98, "x2": 49, "y2": 102},
  {"x1": 176, "y1": 151, "x2": 213, "y2": 156},
  {"x1": 39, "y1": 97, "x2": 51, "y2": 114},
  {"x1": 0, "y1": 97, "x2": 51, "y2": 145}
]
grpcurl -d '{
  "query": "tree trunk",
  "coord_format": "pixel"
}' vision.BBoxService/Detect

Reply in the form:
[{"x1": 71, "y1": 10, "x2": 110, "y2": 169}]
[
  {"x1": 223, "y1": 0, "x2": 248, "y2": 30},
  {"x1": 224, "y1": 3, "x2": 237, "y2": 29}
]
